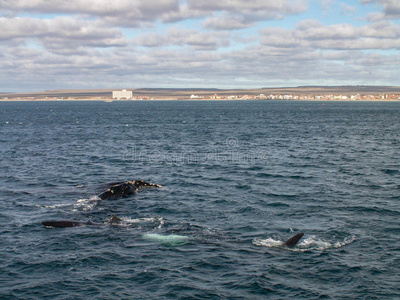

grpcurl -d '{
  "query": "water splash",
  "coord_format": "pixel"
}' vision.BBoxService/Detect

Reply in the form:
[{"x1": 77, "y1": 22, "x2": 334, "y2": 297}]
[
  {"x1": 109, "y1": 216, "x2": 164, "y2": 230},
  {"x1": 253, "y1": 237, "x2": 284, "y2": 248},
  {"x1": 253, "y1": 235, "x2": 355, "y2": 252},
  {"x1": 35, "y1": 203, "x2": 72, "y2": 210},
  {"x1": 74, "y1": 196, "x2": 101, "y2": 211}
]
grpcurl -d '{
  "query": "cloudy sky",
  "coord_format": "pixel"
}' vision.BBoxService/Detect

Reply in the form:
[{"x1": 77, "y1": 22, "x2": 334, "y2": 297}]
[{"x1": 1, "y1": 0, "x2": 400, "y2": 92}]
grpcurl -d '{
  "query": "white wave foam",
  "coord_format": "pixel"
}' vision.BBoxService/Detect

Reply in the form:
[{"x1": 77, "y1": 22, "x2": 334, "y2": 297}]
[
  {"x1": 109, "y1": 216, "x2": 164, "y2": 230},
  {"x1": 253, "y1": 235, "x2": 355, "y2": 252},
  {"x1": 333, "y1": 235, "x2": 356, "y2": 248},
  {"x1": 157, "y1": 217, "x2": 165, "y2": 229},
  {"x1": 296, "y1": 236, "x2": 332, "y2": 251},
  {"x1": 35, "y1": 203, "x2": 72, "y2": 209},
  {"x1": 253, "y1": 238, "x2": 284, "y2": 248},
  {"x1": 118, "y1": 216, "x2": 164, "y2": 224},
  {"x1": 73, "y1": 196, "x2": 101, "y2": 211}
]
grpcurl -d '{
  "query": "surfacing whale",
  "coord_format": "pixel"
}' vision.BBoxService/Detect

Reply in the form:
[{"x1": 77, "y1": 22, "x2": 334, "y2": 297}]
[{"x1": 98, "y1": 180, "x2": 162, "y2": 200}]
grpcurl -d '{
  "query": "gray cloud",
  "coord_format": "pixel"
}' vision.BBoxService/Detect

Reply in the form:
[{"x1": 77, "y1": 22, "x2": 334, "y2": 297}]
[
  {"x1": 362, "y1": 0, "x2": 400, "y2": 19},
  {"x1": 224, "y1": 43, "x2": 398, "y2": 86},
  {"x1": 260, "y1": 20, "x2": 400, "y2": 50},
  {"x1": 135, "y1": 27, "x2": 230, "y2": 50},
  {"x1": 0, "y1": 0, "x2": 308, "y2": 28},
  {"x1": 194, "y1": 0, "x2": 309, "y2": 30},
  {"x1": 160, "y1": 3, "x2": 209, "y2": 23},
  {"x1": 0, "y1": 0, "x2": 180, "y2": 18},
  {"x1": 0, "y1": 0, "x2": 181, "y2": 27},
  {"x1": 202, "y1": 15, "x2": 254, "y2": 30},
  {"x1": 0, "y1": 16, "x2": 127, "y2": 51},
  {"x1": 1, "y1": 41, "x2": 398, "y2": 92},
  {"x1": 187, "y1": 0, "x2": 308, "y2": 15}
]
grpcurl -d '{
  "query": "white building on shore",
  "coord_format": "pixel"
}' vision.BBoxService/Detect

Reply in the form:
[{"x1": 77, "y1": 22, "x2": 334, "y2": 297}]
[{"x1": 112, "y1": 89, "x2": 133, "y2": 100}]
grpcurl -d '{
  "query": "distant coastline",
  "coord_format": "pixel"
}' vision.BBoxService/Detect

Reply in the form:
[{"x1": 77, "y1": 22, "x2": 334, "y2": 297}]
[{"x1": 1, "y1": 86, "x2": 400, "y2": 101}]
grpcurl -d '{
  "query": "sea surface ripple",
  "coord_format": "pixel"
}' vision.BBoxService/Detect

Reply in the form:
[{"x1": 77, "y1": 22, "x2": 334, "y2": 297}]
[{"x1": 0, "y1": 100, "x2": 399, "y2": 299}]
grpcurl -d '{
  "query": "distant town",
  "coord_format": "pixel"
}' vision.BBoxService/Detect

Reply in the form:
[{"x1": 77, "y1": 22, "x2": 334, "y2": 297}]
[
  {"x1": 1, "y1": 87, "x2": 400, "y2": 101},
  {"x1": 188, "y1": 93, "x2": 400, "y2": 101}
]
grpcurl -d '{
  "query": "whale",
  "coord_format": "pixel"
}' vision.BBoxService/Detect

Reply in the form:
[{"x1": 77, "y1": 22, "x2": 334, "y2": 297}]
[
  {"x1": 42, "y1": 217, "x2": 305, "y2": 249},
  {"x1": 98, "y1": 180, "x2": 162, "y2": 200},
  {"x1": 284, "y1": 232, "x2": 304, "y2": 248},
  {"x1": 42, "y1": 215, "x2": 122, "y2": 228}
]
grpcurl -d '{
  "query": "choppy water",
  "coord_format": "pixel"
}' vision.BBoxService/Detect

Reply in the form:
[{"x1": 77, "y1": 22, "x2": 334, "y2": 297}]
[{"x1": 0, "y1": 100, "x2": 399, "y2": 299}]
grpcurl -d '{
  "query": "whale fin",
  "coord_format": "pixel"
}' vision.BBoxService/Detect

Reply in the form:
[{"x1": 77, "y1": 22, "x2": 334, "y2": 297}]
[{"x1": 284, "y1": 232, "x2": 304, "y2": 247}]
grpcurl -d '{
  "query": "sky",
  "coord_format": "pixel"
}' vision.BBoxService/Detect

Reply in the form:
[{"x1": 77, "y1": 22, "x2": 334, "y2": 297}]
[{"x1": 1, "y1": 0, "x2": 400, "y2": 92}]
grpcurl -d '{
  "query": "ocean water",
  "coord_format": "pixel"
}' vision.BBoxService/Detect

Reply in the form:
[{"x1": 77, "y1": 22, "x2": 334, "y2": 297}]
[{"x1": 0, "y1": 100, "x2": 399, "y2": 299}]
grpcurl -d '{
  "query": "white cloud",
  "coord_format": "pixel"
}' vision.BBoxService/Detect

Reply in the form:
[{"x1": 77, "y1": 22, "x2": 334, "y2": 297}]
[
  {"x1": 366, "y1": 12, "x2": 385, "y2": 22},
  {"x1": 340, "y1": 3, "x2": 357, "y2": 15}
]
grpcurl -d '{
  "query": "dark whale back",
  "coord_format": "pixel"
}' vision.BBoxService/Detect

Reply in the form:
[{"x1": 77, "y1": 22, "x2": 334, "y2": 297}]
[
  {"x1": 284, "y1": 232, "x2": 304, "y2": 247},
  {"x1": 41, "y1": 220, "x2": 88, "y2": 228},
  {"x1": 98, "y1": 180, "x2": 162, "y2": 200},
  {"x1": 98, "y1": 182, "x2": 138, "y2": 200},
  {"x1": 42, "y1": 216, "x2": 122, "y2": 228}
]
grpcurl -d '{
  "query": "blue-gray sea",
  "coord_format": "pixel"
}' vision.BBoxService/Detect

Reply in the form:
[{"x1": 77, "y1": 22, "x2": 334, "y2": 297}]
[{"x1": 0, "y1": 100, "x2": 399, "y2": 299}]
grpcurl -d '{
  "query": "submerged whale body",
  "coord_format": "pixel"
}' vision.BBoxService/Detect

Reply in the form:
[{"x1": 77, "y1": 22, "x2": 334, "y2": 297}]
[
  {"x1": 41, "y1": 220, "x2": 92, "y2": 228},
  {"x1": 42, "y1": 215, "x2": 122, "y2": 228},
  {"x1": 98, "y1": 180, "x2": 162, "y2": 200},
  {"x1": 284, "y1": 232, "x2": 304, "y2": 248},
  {"x1": 143, "y1": 233, "x2": 189, "y2": 245}
]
